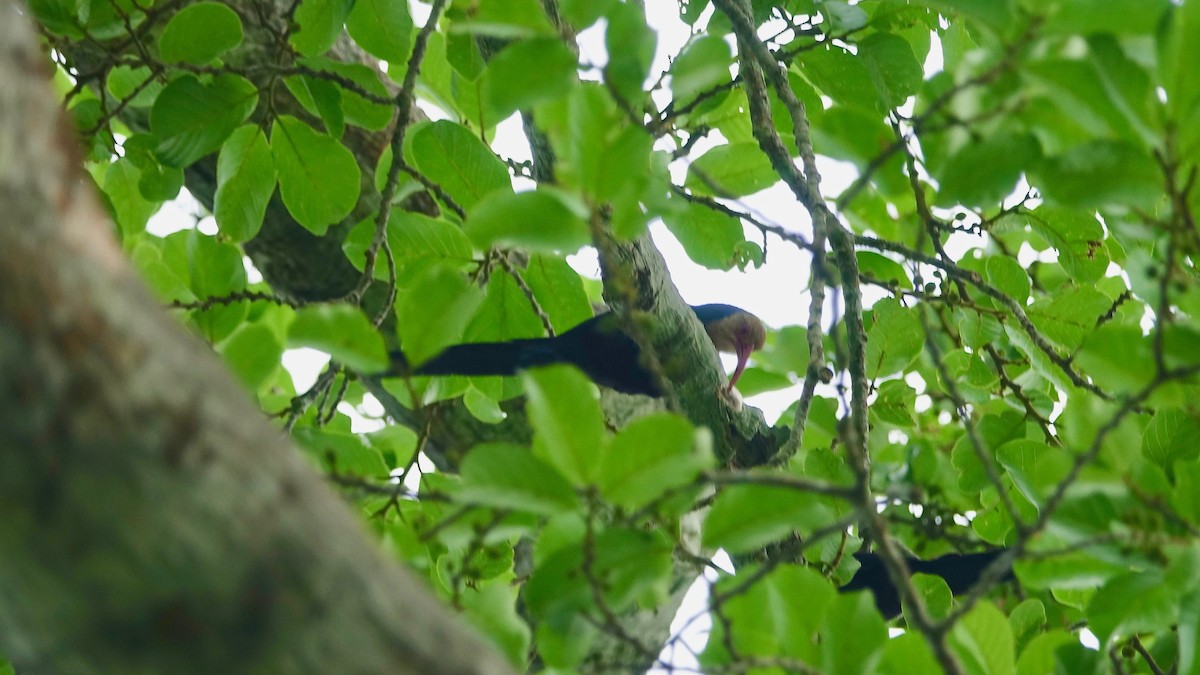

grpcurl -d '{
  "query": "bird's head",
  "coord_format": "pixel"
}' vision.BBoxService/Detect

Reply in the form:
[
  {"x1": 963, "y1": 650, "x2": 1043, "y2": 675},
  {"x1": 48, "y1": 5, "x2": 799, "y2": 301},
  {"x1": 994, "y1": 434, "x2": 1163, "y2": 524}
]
[{"x1": 694, "y1": 305, "x2": 766, "y2": 392}]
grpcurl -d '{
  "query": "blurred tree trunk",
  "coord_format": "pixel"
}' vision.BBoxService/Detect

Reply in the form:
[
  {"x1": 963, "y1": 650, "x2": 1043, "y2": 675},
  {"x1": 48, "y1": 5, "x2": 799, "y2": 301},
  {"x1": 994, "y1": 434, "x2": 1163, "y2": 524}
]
[{"x1": 0, "y1": 5, "x2": 513, "y2": 673}]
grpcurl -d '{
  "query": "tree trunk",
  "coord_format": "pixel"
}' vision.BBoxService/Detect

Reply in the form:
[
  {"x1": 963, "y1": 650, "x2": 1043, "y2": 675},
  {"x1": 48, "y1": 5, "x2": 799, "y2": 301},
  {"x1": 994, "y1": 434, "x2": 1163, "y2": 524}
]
[{"x1": 0, "y1": 6, "x2": 513, "y2": 673}]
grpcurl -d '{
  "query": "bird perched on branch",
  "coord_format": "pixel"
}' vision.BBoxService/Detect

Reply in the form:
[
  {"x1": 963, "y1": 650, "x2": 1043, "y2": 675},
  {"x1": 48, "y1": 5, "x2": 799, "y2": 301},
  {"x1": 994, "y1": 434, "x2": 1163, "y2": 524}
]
[
  {"x1": 844, "y1": 549, "x2": 1014, "y2": 619},
  {"x1": 392, "y1": 304, "x2": 766, "y2": 397}
]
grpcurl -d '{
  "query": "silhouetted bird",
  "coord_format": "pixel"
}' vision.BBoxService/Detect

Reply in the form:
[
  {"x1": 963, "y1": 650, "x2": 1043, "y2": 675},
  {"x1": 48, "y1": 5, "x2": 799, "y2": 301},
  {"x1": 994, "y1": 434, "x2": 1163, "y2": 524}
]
[
  {"x1": 844, "y1": 550, "x2": 1014, "y2": 619},
  {"x1": 393, "y1": 304, "x2": 766, "y2": 397}
]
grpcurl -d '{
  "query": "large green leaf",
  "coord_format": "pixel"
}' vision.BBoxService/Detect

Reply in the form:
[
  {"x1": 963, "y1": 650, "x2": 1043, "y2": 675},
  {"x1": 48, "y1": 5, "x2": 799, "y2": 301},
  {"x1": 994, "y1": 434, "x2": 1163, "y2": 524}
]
[
  {"x1": 523, "y1": 254, "x2": 592, "y2": 334},
  {"x1": 522, "y1": 365, "x2": 607, "y2": 486},
  {"x1": 396, "y1": 263, "x2": 486, "y2": 365},
  {"x1": 288, "y1": 304, "x2": 388, "y2": 373},
  {"x1": 465, "y1": 189, "x2": 589, "y2": 253},
  {"x1": 290, "y1": 0, "x2": 353, "y2": 57},
  {"x1": 460, "y1": 442, "x2": 580, "y2": 515},
  {"x1": 1030, "y1": 140, "x2": 1162, "y2": 211},
  {"x1": 865, "y1": 299, "x2": 923, "y2": 378},
  {"x1": 151, "y1": 73, "x2": 257, "y2": 168},
  {"x1": 481, "y1": 38, "x2": 577, "y2": 123},
  {"x1": 661, "y1": 199, "x2": 746, "y2": 270},
  {"x1": 158, "y1": 2, "x2": 243, "y2": 64},
  {"x1": 702, "y1": 481, "x2": 834, "y2": 553},
  {"x1": 599, "y1": 414, "x2": 712, "y2": 508},
  {"x1": 270, "y1": 115, "x2": 361, "y2": 235},
  {"x1": 345, "y1": 0, "x2": 412, "y2": 62},
  {"x1": 408, "y1": 120, "x2": 512, "y2": 209},
  {"x1": 670, "y1": 35, "x2": 732, "y2": 105},
  {"x1": 214, "y1": 125, "x2": 275, "y2": 242},
  {"x1": 858, "y1": 32, "x2": 923, "y2": 110},
  {"x1": 603, "y1": 1, "x2": 655, "y2": 102},
  {"x1": 686, "y1": 142, "x2": 778, "y2": 197}
]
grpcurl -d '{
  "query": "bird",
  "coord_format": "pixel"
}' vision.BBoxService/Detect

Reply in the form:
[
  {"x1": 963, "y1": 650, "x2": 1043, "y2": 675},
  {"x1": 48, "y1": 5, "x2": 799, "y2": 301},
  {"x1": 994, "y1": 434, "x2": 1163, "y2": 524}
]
[
  {"x1": 842, "y1": 549, "x2": 1014, "y2": 619},
  {"x1": 392, "y1": 304, "x2": 766, "y2": 397}
]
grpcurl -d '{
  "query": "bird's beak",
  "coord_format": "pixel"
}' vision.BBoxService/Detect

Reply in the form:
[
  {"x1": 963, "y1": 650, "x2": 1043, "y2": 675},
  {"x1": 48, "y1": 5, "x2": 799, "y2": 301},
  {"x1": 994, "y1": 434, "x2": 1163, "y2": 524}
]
[{"x1": 728, "y1": 340, "x2": 752, "y2": 391}]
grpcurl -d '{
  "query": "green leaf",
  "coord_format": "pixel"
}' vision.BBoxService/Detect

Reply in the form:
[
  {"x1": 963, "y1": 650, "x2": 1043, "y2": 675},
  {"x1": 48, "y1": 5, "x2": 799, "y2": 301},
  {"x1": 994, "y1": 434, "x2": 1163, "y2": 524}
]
[
  {"x1": 1087, "y1": 569, "x2": 1176, "y2": 646},
  {"x1": 661, "y1": 200, "x2": 746, "y2": 270},
  {"x1": 214, "y1": 125, "x2": 275, "y2": 242},
  {"x1": 1142, "y1": 408, "x2": 1200, "y2": 471},
  {"x1": 102, "y1": 159, "x2": 158, "y2": 237},
  {"x1": 168, "y1": 231, "x2": 247, "y2": 342},
  {"x1": 1161, "y1": 1, "x2": 1200, "y2": 162},
  {"x1": 1024, "y1": 285, "x2": 1110, "y2": 351},
  {"x1": 823, "y1": 1, "x2": 868, "y2": 32},
  {"x1": 151, "y1": 73, "x2": 258, "y2": 168},
  {"x1": 599, "y1": 414, "x2": 712, "y2": 508},
  {"x1": 1041, "y1": 0, "x2": 1170, "y2": 35},
  {"x1": 465, "y1": 189, "x2": 589, "y2": 253},
  {"x1": 123, "y1": 135, "x2": 185, "y2": 200},
  {"x1": 1016, "y1": 631, "x2": 1076, "y2": 675},
  {"x1": 345, "y1": 0, "x2": 412, "y2": 62},
  {"x1": 463, "y1": 386, "x2": 506, "y2": 424},
  {"x1": 288, "y1": 304, "x2": 388, "y2": 372},
  {"x1": 910, "y1": 574, "x2": 953, "y2": 620},
  {"x1": 559, "y1": 0, "x2": 618, "y2": 29},
  {"x1": 464, "y1": 271, "x2": 545, "y2": 343},
  {"x1": 107, "y1": 65, "x2": 162, "y2": 107},
  {"x1": 873, "y1": 379, "x2": 916, "y2": 427},
  {"x1": 522, "y1": 365, "x2": 607, "y2": 486},
  {"x1": 271, "y1": 115, "x2": 361, "y2": 235},
  {"x1": 449, "y1": 0, "x2": 554, "y2": 38},
  {"x1": 1030, "y1": 140, "x2": 1162, "y2": 210},
  {"x1": 865, "y1": 299, "x2": 923, "y2": 378},
  {"x1": 482, "y1": 38, "x2": 577, "y2": 122},
  {"x1": 686, "y1": 142, "x2": 778, "y2": 197},
  {"x1": 1014, "y1": 551, "x2": 1128, "y2": 590},
  {"x1": 284, "y1": 75, "x2": 344, "y2": 139},
  {"x1": 446, "y1": 32, "x2": 486, "y2": 80},
  {"x1": 996, "y1": 439, "x2": 1072, "y2": 508},
  {"x1": 219, "y1": 322, "x2": 282, "y2": 392},
  {"x1": 460, "y1": 581, "x2": 532, "y2": 669},
  {"x1": 856, "y1": 251, "x2": 912, "y2": 289},
  {"x1": 364, "y1": 424, "x2": 418, "y2": 468},
  {"x1": 158, "y1": 2, "x2": 243, "y2": 64},
  {"x1": 949, "y1": 601, "x2": 1016, "y2": 675},
  {"x1": 523, "y1": 254, "x2": 592, "y2": 334},
  {"x1": 1009, "y1": 599, "x2": 1047, "y2": 654},
  {"x1": 1178, "y1": 588, "x2": 1200, "y2": 675},
  {"x1": 459, "y1": 442, "x2": 580, "y2": 515},
  {"x1": 604, "y1": 1, "x2": 655, "y2": 101},
  {"x1": 27, "y1": 0, "x2": 86, "y2": 38},
  {"x1": 306, "y1": 59, "x2": 393, "y2": 131},
  {"x1": 913, "y1": 0, "x2": 1014, "y2": 34},
  {"x1": 717, "y1": 565, "x2": 835, "y2": 665},
  {"x1": 670, "y1": 35, "x2": 732, "y2": 104},
  {"x1": 409, "y1": 120, "x2": 512, "y2": 209},
  {"x1": 290, "y1": 0, "x2": 353, "y2": 57},
  {"x1": 822, "y1": 592, "x2": 887, "y2": 674},
  {"x1": 985, "y1": 256, "x2": 1032, "y2": 304},
  {"x1": 858, "y1": 32, "x2": 923, "y2": 110},
  {"x1": 797, "y1": 44, "x2": 880, "y2": 113},
  {"x1": 293, "y1": 427, "x2": 387, "y2": 476},
  {"x1": 703, "y1": 482, "x2": 833, "y2": 553},
  {"x1": 880, "y1": 633, "x2": 940, "y2": 675},
  {"x1": 396, "y1": 263, "x2": 486, "y2": 365},
  {"x1": 1075, "y1": 324, "x2": 1154, "y2": 393},
  {"x1": 999, "y1": 208, "x2": 1108, "y2": 284},
  {"x1": 937, "y1": 132, "x2": 1040, "y2": 207}
]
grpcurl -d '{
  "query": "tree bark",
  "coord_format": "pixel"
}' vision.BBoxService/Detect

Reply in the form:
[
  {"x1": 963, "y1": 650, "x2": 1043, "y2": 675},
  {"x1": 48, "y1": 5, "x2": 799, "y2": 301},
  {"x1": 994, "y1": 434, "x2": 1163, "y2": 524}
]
[{"x1": 0, "y1": 5, "x2": 513, "y2": 673}]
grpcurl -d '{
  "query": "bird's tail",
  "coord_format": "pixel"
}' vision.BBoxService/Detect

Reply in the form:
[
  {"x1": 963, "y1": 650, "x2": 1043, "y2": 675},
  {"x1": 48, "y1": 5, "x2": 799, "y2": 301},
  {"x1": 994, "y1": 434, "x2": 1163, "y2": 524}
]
[{"x1": 392, "y1": 338, "x2": 559, "y2": 378}]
